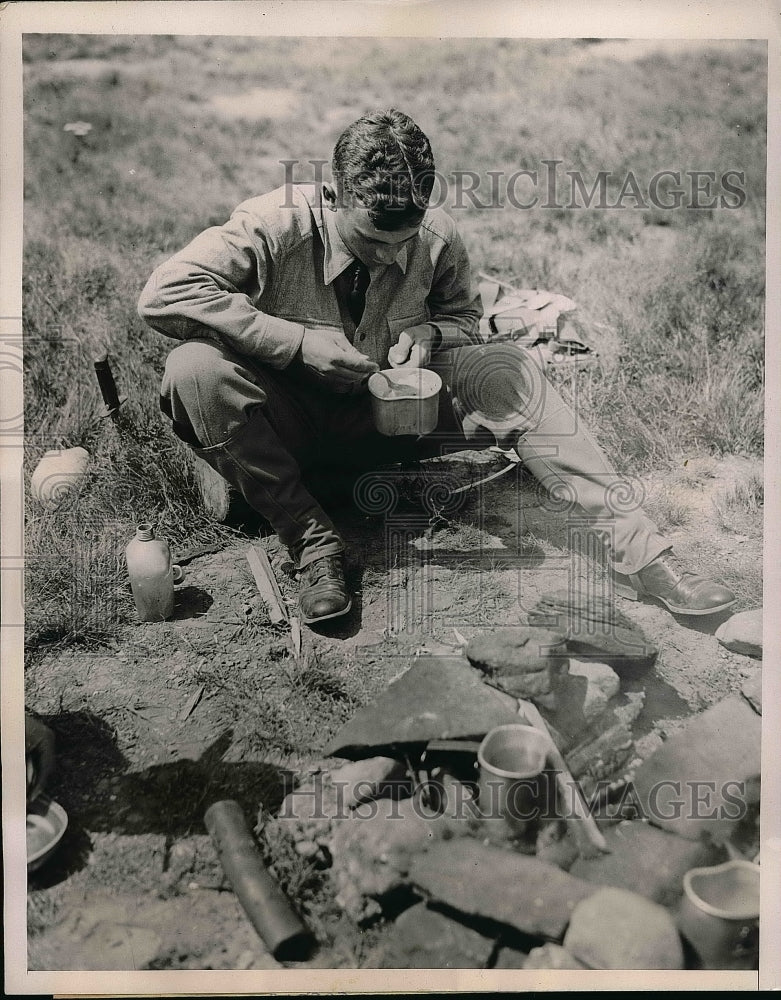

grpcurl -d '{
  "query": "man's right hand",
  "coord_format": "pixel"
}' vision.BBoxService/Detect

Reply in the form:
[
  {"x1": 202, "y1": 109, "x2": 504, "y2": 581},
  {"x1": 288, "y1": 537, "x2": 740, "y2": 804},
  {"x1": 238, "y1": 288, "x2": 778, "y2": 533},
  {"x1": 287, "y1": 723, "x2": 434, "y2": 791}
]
[{"x1": 299, "y1": 329, "x2": 378, "y2": 389}]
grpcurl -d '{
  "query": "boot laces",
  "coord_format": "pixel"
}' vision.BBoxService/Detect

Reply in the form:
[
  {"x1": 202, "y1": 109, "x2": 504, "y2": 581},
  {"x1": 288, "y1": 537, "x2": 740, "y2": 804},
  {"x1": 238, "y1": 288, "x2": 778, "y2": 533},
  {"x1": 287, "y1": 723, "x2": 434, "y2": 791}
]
[
  {"x1": 304, "y1": 555, "x2": 343, "y2": 585},
  {"x1": 655, "y1": 551, "x2": 689, "y2": 583}
]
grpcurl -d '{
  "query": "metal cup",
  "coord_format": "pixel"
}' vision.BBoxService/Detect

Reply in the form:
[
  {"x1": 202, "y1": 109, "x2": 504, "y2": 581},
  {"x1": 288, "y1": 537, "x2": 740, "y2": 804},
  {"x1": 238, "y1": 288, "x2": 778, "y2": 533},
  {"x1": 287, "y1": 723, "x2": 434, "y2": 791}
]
[{"x1": 477, "y1": 724, "x2": 550, "y2": 837}]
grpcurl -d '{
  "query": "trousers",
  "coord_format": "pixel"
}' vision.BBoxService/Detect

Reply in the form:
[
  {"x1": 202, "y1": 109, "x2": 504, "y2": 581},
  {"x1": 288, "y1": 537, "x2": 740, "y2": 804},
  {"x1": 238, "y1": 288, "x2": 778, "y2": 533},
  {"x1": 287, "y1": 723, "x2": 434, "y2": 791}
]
[{"x1": 161, "y1": 338, "x2": 668, "y2": 573}]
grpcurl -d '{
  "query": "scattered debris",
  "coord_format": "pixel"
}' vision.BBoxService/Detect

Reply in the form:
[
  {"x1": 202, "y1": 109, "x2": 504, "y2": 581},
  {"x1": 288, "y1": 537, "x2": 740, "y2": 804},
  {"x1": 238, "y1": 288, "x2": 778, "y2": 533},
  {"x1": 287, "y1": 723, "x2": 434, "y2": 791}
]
[
  {"x1": 180, "y1": 685, "x2": 204, "y2": 721},
  {"x1": 477, "y1": 272, "x2": 597, "y2": 364},
  {"x1": 566, "y1": 718, "x2": 636, "y2": 796},
  {"x1": 246, "y1": 544, "x2": 289, "y2": 624},
  {"x1": 63, "y1": 120, "x2": 93, "y2": 136},
  {"x1": 328, "y1": 795, "x2": 462, "y2": 923}
]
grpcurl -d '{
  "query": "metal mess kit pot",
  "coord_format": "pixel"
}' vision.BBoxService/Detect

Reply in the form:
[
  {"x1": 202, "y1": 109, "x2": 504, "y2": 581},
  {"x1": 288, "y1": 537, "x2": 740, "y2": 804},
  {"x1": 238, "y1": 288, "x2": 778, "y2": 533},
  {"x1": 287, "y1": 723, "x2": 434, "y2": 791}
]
[
  {"x1": 677, "y1": 859, "x2": 760, "y2": 968},
  {"x1": 367, "y1": 367, "x2": 442, "y2": 436}
]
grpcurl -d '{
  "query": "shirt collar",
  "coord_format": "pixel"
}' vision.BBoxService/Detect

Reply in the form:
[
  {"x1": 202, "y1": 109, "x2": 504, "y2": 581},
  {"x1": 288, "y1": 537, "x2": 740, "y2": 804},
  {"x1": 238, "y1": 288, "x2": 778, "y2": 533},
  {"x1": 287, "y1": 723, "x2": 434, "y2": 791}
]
[{"x1": 309, "y1": 186, "x2": 409, "y2": 283}]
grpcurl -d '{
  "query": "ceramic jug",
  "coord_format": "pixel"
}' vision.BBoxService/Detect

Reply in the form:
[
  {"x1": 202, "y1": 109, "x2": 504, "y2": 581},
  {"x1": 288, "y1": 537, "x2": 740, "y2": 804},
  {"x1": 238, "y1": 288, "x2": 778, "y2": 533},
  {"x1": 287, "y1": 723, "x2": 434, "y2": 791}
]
[{"x1": 125, "y1": 522, "x2": 182, "y2": 622}]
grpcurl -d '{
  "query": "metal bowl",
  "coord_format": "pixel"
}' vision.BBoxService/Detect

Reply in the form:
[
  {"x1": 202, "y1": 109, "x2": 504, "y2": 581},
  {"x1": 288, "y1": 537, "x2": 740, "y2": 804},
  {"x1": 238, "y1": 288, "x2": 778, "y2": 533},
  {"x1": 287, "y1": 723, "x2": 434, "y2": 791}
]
[{"x1": 27, "y1": 794, "x2": 68, "y2": 872}]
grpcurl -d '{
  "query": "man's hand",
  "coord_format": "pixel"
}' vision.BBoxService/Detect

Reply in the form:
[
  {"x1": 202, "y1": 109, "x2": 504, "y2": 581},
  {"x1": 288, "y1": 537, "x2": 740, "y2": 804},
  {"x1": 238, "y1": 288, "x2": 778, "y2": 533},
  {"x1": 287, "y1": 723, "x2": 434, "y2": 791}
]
[
  {"x1": 25, "y1": 714, "x2": 55, "y2": 804},
  {"x1": 388, "y1": 324, "x2": 439, "y2": 369},
  {"x1": 299, "y1": 329, "x2": 378, "y2": 389}
]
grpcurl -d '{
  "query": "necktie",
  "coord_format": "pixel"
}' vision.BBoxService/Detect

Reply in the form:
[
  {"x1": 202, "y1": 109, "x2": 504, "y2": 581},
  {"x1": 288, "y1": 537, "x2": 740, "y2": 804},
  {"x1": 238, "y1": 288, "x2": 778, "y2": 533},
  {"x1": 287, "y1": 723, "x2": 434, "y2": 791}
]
[{"x1": 347, "y1": 260, "x2": 370, "y2": 326}]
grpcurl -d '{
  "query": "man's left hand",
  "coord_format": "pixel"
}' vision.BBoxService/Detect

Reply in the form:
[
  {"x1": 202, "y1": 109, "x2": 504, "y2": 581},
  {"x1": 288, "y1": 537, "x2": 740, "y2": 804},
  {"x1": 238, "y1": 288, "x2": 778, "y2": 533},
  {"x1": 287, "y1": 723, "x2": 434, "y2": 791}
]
[{"x1": 388, "y1": 324, "x2": 439, "y2": 369}]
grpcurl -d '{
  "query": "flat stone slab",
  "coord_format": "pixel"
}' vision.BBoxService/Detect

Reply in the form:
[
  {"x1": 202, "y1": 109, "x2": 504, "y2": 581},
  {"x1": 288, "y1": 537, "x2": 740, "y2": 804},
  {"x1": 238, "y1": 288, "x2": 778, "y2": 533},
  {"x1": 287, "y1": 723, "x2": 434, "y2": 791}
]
[
  {"x1": 365, "y1": 903, "x2": 495, "y2": 969},
  {"x1": 529, "y1": 590, "x2": 657, "y2": 666},
  {"x1": 564, "y1": 886, "x2": 684, "y2": 969},
  {"x1": 324, "y1": 656, "x2": 520, "y2": 757},
  {"x1": 570, "y1": 820, "x2": 718, "y2": 907},
  {"x1": 408, "y1": 838, "x2": 594, "y2": 941},
  {"x1": 631, "y1": 696, "x2": 761, "y2": 842}
]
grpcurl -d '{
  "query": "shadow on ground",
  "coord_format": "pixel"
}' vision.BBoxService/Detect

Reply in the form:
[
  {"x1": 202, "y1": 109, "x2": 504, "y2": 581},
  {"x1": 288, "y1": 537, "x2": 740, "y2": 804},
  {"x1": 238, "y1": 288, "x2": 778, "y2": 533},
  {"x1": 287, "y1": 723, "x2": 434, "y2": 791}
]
[{"x1": 30, "y1": 712, "x2": 294, "y2": 888}]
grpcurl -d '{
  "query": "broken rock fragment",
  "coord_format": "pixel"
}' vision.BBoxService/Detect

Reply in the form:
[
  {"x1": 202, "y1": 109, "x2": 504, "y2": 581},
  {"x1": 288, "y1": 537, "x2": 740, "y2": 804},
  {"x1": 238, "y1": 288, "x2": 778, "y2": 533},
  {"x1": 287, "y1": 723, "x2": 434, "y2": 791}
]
[
  {"x1": 568, "y1": 659, "x2": 620, "y2": 719},
  {"x1": 546, "y1": 659, "x2": 623, "y2": 748},
  {"x1": 716, "y1": 609, "x2": 763, "y2": 658},
  {"x1": 327, "y1": 795, "x2": 467, "y2": 923},
  {"x1": 408, "y1": 838, "x2": 594, "y2": 941},
  {"x1": 465, "y1": 627, "x2": 568, "y2": 704},
  {"x1": 564, "y1": 886, "x2": 684, "y2": 969},
  {"x1": 523, "y1": 943, "x2": 588, "y2": 970}
]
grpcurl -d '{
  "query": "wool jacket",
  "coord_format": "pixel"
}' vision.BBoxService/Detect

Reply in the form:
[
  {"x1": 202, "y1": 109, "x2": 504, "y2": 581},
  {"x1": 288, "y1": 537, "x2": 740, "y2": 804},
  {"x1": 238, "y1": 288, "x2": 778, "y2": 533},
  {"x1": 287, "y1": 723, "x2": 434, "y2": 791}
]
[{"x1": 138, "y1": 184, "x2": 483, "y2": 371}]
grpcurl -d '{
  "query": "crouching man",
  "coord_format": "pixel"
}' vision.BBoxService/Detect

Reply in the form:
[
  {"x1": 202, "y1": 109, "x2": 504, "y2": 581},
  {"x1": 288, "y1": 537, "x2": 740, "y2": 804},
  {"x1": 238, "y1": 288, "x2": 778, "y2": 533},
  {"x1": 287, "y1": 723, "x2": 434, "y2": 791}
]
[{"x1": 138, "y1": 108, "x2": 735, "y2": 625}]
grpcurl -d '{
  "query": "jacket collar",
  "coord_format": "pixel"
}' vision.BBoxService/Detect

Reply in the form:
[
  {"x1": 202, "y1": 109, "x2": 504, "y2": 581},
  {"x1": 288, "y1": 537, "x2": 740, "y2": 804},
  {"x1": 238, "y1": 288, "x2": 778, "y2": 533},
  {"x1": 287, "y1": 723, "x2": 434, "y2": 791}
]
[{"x1": 303, "y1": 185, "x2": 409, "y2": 283}]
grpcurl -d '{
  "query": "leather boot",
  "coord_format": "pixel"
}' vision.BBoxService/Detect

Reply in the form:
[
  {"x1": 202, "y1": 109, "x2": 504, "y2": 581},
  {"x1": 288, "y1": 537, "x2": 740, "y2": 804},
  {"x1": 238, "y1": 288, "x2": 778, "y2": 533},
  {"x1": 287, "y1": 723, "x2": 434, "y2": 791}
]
[
  {"x1": 190, "y1": 407, "x2": 345, "y2": 567},
  {"x1": 299, "y1": 554, "x2": 352, "y2": 624},
  {"x1": 614, "y1": 549, "x2": 736, "y2": 616}
]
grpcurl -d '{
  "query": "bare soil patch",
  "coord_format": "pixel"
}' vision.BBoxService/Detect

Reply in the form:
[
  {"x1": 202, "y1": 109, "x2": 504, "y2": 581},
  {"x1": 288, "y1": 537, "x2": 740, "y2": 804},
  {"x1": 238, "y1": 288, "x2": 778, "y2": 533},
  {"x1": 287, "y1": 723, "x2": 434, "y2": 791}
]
[{"x1": 25, "y1": 453, "x2": 762, "y2": 970}]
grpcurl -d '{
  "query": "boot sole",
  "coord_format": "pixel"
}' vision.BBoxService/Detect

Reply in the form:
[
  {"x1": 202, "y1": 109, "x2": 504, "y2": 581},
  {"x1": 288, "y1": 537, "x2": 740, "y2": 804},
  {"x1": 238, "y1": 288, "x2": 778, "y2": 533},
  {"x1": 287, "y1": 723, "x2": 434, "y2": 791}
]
[
  {"x1": 300, "y1": 599, "x2": 353, "y2": 625},
  {"x1": 653, "y1": 596, "x2": 737, "y2": 617},
  {"x1": 614, "y1": 579, "x2": 736, "y2": 616}
]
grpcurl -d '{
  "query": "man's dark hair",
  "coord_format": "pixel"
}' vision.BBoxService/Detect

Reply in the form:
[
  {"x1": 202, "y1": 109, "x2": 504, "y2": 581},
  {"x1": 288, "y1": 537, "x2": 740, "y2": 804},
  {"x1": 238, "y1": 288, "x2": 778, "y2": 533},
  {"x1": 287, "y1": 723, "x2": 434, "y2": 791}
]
[{"x1": 332, "y1": 109, "x2": 436, "y2": 230}]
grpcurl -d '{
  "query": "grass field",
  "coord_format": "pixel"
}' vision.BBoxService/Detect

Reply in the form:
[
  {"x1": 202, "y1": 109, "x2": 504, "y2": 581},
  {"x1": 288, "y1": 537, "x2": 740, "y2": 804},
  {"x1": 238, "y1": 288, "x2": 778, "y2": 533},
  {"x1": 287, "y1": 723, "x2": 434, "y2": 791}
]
[{"x1": 22, "y1": 35, "x2": 766, "y2": 654}]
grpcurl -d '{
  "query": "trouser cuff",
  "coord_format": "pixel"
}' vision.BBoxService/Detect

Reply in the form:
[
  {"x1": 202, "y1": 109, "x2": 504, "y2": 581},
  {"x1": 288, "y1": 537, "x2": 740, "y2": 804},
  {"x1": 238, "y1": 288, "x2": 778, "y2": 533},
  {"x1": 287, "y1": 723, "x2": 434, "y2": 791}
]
[
  {"x1": 296, "y1": 540, "x2": 346, "y2": 571},
  {"x1": 612, "y1": 541, "x2": 671, "y2": 577}
]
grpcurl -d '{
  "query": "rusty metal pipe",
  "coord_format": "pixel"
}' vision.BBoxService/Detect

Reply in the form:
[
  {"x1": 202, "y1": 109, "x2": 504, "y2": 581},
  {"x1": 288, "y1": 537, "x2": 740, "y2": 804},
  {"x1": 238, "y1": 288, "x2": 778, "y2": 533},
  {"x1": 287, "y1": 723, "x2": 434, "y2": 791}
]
[{"x1": 204, "y1": 799, "x2": 314, "y2": 961}]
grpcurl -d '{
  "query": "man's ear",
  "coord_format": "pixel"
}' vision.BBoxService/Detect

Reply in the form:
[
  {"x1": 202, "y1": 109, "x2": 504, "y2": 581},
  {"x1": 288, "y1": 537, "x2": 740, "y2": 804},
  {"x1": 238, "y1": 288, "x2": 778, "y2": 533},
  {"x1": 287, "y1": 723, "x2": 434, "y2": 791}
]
[{"x1": 322, "y1": 181, "x2": 338, "y2": 211}]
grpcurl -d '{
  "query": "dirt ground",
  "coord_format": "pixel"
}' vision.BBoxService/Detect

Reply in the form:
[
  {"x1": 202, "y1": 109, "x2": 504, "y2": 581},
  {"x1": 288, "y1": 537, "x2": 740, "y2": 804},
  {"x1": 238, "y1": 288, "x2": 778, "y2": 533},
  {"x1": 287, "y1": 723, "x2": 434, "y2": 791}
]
[{"x1": 24, "y1": 451, "x2": 763, "y2": 970}]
